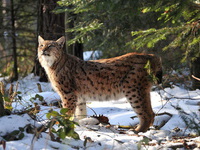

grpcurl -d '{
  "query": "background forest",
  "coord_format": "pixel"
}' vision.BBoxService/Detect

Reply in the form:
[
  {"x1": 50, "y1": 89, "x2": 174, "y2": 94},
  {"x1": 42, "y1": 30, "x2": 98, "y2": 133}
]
[
  {"x1": 0, "y1": 0, "x2": 200, "y2": 86},
  {"x1": 0, "y1": 0, "x2": 200, "y2": 149}
]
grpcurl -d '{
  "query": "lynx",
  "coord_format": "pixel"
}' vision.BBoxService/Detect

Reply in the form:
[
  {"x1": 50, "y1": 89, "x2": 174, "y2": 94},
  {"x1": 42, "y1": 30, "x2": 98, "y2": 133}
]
[{"x1": 38, "y1": 36, "x2": 162, "y2": 132}]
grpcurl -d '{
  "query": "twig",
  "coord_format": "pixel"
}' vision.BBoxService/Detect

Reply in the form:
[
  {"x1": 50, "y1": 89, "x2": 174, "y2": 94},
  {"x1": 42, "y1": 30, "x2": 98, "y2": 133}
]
[
  {"x1": 11, "y1": 82, "x2": 19, "y2": 100},
  {"x1": 37, "y1": 83, "x2": 42, "y2": 93},
  {"x1": 0, "y1": 82, "x2": 5, "y2": 95},
  {"x1": 87, "y1": 105, "x2": 97, "y2": 116},
  {"x1": 156, "y1": 86, "x2": 172, "y2": 115},
  {"x1": 156, "y1": 112, "x2": 173, "y2": 117},
  {"x1": 192, "y1": 75, "x2": 200, "y2": 81},
  {"x1": 8, "y1": 84, "x2": 14, "y2": 96},
  {"x1": 154, "y1": 112, "x2": 173, "y2": 130},
  {"x1": 155, "y1": 120, "x2": 168, "y2": 130}
]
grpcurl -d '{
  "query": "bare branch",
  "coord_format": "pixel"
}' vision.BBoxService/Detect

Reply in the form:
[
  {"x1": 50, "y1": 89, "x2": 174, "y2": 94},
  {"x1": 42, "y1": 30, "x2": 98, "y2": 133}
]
[{"x1": 192, "y1": 75, "x2": 200, "y2": 81}]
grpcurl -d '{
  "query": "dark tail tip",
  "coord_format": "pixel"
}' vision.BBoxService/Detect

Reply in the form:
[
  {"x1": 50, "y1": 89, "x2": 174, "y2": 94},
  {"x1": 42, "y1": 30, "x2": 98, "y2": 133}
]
[{"x1": 156, "y1": 71, "x2": 162, "y2": 84}]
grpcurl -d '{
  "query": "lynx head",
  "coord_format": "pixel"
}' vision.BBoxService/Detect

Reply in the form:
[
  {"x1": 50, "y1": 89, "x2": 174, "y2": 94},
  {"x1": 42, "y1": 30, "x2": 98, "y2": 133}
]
[{"x1": 38, "y1": 36, "x2": 65, "y2": 68}]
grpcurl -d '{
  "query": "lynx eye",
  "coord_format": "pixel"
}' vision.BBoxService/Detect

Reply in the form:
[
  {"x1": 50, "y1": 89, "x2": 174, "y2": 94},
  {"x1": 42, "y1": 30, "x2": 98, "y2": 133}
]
[
  {"x1": 48, "y1": 45, "x2": 55, "y2": 48},
  {"x1": 40, "y1": 44, "x2": 44, "y2": 48}
]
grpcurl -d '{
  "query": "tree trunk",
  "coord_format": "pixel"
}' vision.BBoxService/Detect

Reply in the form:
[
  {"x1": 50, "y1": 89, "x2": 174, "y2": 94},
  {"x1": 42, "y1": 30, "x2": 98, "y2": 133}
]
[
  {"x1": 74, "y1": 42, "x2": 83, "y2": 60},
  {"x1": 0, "y1": 1, "x2": 3, "y2": 54},
  {"x1": 0, "y1": 1, "x2": 2, "y2": 37},
  {"x1": 191, "y1": 57, "x2": 200, "y2": 89},
  {"x1": 38, "y1": 0, "x2": 65, "y2": 40},
  {"x1": 10, "y1": 0, "x2": 18, "y2": 81},
  {"x1": 32, "y1": 0, "x2": 65, "y2": 82},
  {"x1": 66, "y1": 7, "x2": 83, "y2": 59}
]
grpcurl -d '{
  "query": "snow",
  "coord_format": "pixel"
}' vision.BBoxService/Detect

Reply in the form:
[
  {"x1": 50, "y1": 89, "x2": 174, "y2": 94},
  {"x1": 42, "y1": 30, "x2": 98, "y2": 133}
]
[
  {"x1": 83, "y1": 51, "x2": 102, "y2": 60},
  {"x1": 0, "y1": 74, "x2": 200, "y2": 150}
]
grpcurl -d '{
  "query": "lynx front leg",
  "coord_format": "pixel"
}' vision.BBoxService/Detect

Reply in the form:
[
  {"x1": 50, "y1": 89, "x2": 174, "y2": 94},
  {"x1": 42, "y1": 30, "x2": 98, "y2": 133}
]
[
  {"x1": 61, "y1": 93, "x2": 78, "y2": 117},
  {"x1": 124, "y1": 83, "x2": 155, "y2": 132},
  {"x1": 75, "y1": 100, "x2": 87, "y2": 120}
]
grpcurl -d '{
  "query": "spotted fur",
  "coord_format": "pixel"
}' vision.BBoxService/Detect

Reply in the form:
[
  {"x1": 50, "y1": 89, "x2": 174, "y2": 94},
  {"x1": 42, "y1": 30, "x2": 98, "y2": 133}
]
[{"x1": 38, "y1": 36, "x2": 162, "y2": 132}]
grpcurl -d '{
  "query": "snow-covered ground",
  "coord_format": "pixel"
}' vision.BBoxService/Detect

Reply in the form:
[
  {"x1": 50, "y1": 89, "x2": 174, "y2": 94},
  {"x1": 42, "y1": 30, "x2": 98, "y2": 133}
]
[{"x1": 0, "y1": 74, "x2": 200, "y2": 150}]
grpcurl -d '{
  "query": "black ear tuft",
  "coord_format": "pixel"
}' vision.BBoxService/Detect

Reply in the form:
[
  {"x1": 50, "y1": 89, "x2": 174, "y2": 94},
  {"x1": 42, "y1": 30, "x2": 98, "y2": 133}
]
[{"x1": 56, "y1": 36, "x2": 65, "y2": 48}]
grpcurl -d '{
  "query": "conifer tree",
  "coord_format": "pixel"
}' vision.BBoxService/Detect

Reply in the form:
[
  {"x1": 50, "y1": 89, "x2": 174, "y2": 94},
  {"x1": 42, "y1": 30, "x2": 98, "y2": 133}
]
[{"x1": 129, "y1": 0, "x2": 200, "y2": 89}]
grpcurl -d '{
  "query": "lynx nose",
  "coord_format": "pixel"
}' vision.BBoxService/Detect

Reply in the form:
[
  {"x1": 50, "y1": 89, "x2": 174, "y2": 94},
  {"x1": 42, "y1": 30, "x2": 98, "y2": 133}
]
[{"x1": 42, "y1": 49, "x2": 50, "y2": 56}]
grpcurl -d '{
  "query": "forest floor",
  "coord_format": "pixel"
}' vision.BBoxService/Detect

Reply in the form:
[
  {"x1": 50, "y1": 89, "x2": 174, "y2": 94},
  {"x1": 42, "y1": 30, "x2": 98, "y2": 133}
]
[{"x1": 0, "y1": 74, "x2": 200, "y2": 150}]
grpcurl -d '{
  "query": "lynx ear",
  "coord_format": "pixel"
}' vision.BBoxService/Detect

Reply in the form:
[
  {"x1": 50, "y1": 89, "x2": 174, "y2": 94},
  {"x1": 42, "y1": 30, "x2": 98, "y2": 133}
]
[
  {"x1": 38, "y1": 36, "x2": 44, "y2": 45},
  {"x1": 56, "y1": 36, "x2": 65, "y2": 48}
]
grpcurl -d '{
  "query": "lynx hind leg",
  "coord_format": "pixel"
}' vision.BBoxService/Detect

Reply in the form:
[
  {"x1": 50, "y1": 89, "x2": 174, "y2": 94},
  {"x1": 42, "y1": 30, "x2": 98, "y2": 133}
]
[
  {"x1": 123, "y1": 79, "x2": 155, "y2": 132},
  {"x1": 74, "y1": 100, "x2": 87, "y2": 120}
]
